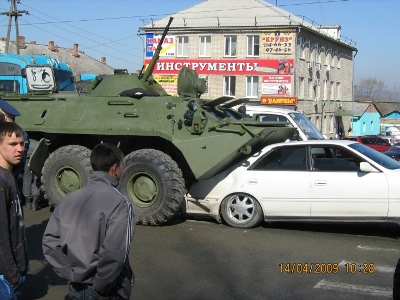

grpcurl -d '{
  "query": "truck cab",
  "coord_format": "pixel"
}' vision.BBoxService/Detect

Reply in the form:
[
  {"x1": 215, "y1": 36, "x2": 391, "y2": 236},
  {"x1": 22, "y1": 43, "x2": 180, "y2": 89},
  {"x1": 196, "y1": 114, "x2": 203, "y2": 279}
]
[{"x1": 0, "y1": 53, "x2": 76, "y2": 94}]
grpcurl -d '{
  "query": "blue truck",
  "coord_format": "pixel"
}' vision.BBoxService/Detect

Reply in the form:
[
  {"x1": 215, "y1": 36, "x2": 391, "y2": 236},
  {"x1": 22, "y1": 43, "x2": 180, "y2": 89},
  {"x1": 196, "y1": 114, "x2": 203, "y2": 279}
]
[{"x1": 0, "y1": 53, "x2": 95, "y2": 94}]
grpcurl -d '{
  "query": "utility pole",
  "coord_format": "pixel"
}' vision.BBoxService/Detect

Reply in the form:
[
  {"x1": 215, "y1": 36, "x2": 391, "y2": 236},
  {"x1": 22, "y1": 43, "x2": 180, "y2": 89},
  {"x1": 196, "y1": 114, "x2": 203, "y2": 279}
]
[{"x1": 0, "y1": 0, "x2": 28, "y2": 54}]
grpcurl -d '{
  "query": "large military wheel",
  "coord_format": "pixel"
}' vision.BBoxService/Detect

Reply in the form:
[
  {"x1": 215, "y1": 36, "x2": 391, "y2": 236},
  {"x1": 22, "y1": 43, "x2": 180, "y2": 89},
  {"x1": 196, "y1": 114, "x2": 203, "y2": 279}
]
[
  {"x1": 41, "y1": 145, "x2": 93, "y2": 207},
  {"x1": 221, "y1": 193, "x2": 263, "y2": 228},
  {"x1": 118, "y1": 149, "x2": 184, "y2": 226}
]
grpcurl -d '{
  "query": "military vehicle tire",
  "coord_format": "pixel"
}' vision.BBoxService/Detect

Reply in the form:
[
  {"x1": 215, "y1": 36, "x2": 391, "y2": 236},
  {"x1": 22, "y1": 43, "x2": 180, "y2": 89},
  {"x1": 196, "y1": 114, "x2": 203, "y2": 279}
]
[
  {"x1": 42, "y1": 145, "x2": 93, "y2": 207},
  {"x1": 221, "y1": 193, "x2": 263, "y2": 228},
  {"x1": 119, "y1": 149, "x2": 184, "y2": 226}
]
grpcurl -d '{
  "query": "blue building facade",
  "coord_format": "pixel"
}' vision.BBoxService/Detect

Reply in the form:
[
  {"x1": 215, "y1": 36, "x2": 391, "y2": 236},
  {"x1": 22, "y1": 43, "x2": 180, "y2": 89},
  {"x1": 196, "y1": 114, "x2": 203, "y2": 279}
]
[{"x1": 351, "y1": 103, "x2": 381, "y2": 136}]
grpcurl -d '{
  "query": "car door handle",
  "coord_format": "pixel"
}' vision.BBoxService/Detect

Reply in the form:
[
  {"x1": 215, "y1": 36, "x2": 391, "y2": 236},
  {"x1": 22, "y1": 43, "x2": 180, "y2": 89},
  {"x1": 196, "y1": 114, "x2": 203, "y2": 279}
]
[
  {"x1": 247, "y1": 179, "x2": 258, "y2": 184},
  {"x1": 314, "y1": 180, "x2": 327, "y2": 186}
]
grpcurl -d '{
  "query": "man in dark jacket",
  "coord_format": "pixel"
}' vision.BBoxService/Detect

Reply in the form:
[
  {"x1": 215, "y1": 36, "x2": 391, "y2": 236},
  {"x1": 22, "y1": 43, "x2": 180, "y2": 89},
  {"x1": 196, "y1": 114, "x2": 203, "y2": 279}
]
[
  {"x1": 0, "y1": 122, "x2": 28, "y2": 300},
  {"x1": 42, "y1": 143, "x2": 134, "y2": 300}
]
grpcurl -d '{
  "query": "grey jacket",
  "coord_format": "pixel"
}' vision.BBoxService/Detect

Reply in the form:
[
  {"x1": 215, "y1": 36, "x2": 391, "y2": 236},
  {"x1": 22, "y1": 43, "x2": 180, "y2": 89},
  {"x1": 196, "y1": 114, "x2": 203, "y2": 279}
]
[{"x1": 42, "y1": 171, "x2": 134, "y2": 299}]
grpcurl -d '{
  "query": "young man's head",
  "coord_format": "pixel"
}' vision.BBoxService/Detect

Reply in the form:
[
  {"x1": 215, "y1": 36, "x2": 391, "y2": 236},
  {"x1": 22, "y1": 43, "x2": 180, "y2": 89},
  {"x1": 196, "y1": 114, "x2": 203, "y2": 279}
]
[
  {"x1": 0, "y1": 122, "x2": 25, "y2": 169},
  {"x1": 90, "y1": 143, "x2": 124, "y2": 179}
]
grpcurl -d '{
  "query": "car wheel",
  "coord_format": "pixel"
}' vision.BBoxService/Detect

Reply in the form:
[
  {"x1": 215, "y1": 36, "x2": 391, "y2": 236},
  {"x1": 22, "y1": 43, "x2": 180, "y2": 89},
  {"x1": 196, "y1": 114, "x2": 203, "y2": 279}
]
[
  {"x1": 221, "y1": 193, "x2": 263, "y2": 228},
  {"x1": 42, "y1": 145, "x2": 93, "y2": 207},
  {"x1": 118, "y1": 149, "x2": 184, "y2": 226}
]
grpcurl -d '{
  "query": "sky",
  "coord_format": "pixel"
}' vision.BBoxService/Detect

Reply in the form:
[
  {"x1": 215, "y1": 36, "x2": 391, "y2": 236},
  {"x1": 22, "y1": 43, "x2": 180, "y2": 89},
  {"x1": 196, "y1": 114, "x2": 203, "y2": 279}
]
[{"x1": 0, "y1": 0, "x2": 398, "y2": 89}]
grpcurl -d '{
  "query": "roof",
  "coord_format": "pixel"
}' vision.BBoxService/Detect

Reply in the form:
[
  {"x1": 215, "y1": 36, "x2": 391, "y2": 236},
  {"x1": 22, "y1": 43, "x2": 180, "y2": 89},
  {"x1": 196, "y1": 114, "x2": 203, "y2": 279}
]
[
  {"x1": 243, "y1": 105, "x2": 299, "y2": 114},
  {"x1": 0, "y1": 40, "x2": 114, "y2": 76},
  {"x1": 352, "y1": 102, "x2": 371, "y2": 117},
  {"x1": 264, "y1": 139, "x2": 357, "y2": 149},
  {"x1": 140, "y1": 0, "x2": 357, "y2": 49},
  {"x1": 374, "y1": 103, "x2": 400, "y2": 118}
]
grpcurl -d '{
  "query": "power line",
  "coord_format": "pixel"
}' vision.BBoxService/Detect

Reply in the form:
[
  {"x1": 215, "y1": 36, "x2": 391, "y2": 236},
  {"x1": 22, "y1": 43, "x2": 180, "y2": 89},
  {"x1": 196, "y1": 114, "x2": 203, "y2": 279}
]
[
  {"x1": 18, "y1": 18, "x2": 140, "y2": 65},
  {"x1": 19, "y1": 3, "x2": 141, "y2": 52},
  {"x1": 277, "y1": 0, "x2": 348, "y2": 7}
]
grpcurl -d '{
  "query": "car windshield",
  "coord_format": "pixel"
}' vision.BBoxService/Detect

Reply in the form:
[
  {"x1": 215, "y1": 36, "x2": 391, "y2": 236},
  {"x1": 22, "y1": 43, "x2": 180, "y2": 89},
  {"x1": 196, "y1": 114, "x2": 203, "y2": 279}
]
[
  {"x1": 349, "y1": 143, "x2": 400, "y2": 169},
  {"x1": 289, "y1": 113, "x2": 325, "y2": 140}
]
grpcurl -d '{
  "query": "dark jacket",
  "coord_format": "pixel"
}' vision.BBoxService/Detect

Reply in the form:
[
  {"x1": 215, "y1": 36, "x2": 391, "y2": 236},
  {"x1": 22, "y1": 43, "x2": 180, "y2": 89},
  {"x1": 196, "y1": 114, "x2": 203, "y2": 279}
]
[
  {"x1": 394, "y1": 258, "x2": 400, "y2": 299},
  {"x1": 42, "y1": 171, "x2": 134, "y2": 299},
  {"x1": 0, "y1": 167, "x2": 29, "y2": 285}
]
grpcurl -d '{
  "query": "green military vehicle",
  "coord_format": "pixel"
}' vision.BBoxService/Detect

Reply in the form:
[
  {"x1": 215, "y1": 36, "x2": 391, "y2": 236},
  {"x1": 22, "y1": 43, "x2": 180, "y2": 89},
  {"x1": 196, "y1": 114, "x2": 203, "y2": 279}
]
[{"x1": 5, "y1": 18, "x2": 296, "y2": 225}]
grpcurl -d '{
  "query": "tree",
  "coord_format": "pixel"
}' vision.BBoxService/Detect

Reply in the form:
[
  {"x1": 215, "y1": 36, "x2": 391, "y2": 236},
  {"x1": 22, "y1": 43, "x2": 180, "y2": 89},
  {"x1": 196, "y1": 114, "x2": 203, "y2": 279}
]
[
  {"x1": 354, "y1": 78, "x2": 386, "y2": 101},
  {"x1": 384, "y1": 84, "x2": 400, "y2": 102}
]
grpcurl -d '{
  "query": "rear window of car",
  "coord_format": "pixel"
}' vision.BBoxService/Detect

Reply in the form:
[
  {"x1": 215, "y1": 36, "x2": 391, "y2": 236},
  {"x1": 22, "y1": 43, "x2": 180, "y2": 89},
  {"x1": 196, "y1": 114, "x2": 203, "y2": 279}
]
[
  {"x1": 361, "y1": 138, "x2": 371, "y2": 144},
  {"x1": 259, "y1": 114, "x2": 289, "y2": 122},
  {"x1": 363, "y1": 137, "x2": 389, "y2": 145}
]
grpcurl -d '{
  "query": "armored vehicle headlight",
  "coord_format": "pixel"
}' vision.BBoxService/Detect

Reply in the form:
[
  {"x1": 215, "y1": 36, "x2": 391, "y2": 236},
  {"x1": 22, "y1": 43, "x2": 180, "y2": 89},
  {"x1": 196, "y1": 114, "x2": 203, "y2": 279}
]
[
  {"x1": 187, "y1": 100, "x2": 198, "y2": 111},
  {"x1": 184, "y1": 110, "x2": 195, "y2": 126}
]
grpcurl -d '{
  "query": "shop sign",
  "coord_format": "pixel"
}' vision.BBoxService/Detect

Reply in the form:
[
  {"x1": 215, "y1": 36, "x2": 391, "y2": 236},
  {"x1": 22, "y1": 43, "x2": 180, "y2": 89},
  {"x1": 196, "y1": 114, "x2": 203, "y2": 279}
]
[
  {"x1": 154, "y1": 75, "x2": 178, "y2": 95},
  {"x1": 261, "y1": 30, "x2": 295, "y2": 54},
  {"x1": 262, "y1": 75, "x2": 292, "y2": 96},
  {"x1": 143, "y1": 59, "x2": 295, "y2": 75},
  {"x1": 146, "y1": 33, "x2": 175, "y2": 57},
  {"x1": 260, "y1": 96, "x2": 298, "y2": 105}
]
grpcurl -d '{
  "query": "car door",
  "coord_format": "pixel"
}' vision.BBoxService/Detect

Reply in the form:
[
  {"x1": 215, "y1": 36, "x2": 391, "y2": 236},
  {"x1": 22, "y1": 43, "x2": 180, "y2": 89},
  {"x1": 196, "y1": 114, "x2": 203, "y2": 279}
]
[
  {"x1": 310, "y1": 145, "x2": 389, "y2": 218},
  {"x1": 246, "y1": 145, "x2": 311, "y2": 217}
]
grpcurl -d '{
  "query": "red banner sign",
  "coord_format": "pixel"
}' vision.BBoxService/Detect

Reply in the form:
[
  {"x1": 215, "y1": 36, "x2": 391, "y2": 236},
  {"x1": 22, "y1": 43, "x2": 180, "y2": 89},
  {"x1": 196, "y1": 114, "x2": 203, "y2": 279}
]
[
  {"x1": 144, "y1": 59, "x2": 295, "y2": 75},
  {"x1": 260, "y1": 96, "x2": 298, "y2": 105}
]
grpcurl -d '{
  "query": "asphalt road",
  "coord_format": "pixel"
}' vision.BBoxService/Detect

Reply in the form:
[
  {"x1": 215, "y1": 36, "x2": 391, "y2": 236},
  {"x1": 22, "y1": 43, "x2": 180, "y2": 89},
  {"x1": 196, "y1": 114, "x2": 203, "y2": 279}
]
[{"x1": 22, "y1": 203, "x2": 400, "y2": 300}]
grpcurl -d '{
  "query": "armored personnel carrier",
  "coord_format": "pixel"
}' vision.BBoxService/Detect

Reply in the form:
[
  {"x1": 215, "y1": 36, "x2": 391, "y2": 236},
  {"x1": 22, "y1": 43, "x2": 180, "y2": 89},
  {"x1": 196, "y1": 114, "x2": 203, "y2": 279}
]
[{"x1": 5, "y1": 18, "x2": 296, "y2": 225}]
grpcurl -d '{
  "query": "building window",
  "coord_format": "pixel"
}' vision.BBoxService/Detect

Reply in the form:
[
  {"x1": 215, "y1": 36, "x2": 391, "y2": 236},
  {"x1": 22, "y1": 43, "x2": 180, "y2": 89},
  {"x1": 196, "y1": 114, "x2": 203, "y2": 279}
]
[
  {"x1": 177, "y1": 36, "x2": 189, "y2": 57},
  {"x1": 246, "y1": 76, "x2": 258, "y2": 98},
  {"x1": 199, "y1": 36, "x2": 211, "y2": 57},
  {"x1": 308, "y1": 79, "x2": 313, "y2": 99},
  {"x1": 224, "y1": 35, "x2": 237, "y2": 57},
  {"x1": 325, "y1": 49, "x2": 331, "y2": 66},
  {"x1": 336, "y1": 82, "x2": 341, "y2": 100},
  {"x1": 315, "y1": 43, "x2": 320, "y2": 63},
  {"x1": 223, "y1": 76, "x2": 236, "y2": 96},
  {"x1": 299, "y1": 77, "x2": 304, "y2": 99},
  {"x1": 331, "y1": 49, "x2": 336, "y2": 68},
  {"x1": 315, "y1": 116, "x2": 320, "y2": 131},
  {"x1": 247, "y1": 35, "x2": 259, "y2": 57},
  {"x1": 329, "y1": 81, "x2": 334, "y2": 100},
  {"x1": 363, "y1": 122, "x2": 366, "y2": 133},
  {"x1": 298, "y1": 37, "x2": 305, "y2": 59},
  {"x1": 337, "y1": 50, "x2": 341, "y2": 68},
  {"x1": 308, "y1": 40, "x2": 313, "y2": 61},
  {"x1": 371, "y1": 121, "x2": 374, "y2": 132},
  {"x1": 316, "y1": 84, "x2": 320, "y2": 101}
]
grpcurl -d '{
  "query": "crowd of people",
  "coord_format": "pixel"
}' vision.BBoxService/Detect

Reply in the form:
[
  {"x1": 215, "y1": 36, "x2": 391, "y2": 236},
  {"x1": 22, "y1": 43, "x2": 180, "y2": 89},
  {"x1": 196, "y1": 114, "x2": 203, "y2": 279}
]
[{"x1": 0, "y1": 100, "x2": 135, "y2": 300}]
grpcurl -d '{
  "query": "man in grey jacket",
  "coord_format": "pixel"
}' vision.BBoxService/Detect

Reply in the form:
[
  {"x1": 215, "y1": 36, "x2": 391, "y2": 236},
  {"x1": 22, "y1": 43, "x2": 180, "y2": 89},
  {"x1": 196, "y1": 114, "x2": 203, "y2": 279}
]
[{"x1": 42, "y1": 143, "x2": 134, "y2": 300}]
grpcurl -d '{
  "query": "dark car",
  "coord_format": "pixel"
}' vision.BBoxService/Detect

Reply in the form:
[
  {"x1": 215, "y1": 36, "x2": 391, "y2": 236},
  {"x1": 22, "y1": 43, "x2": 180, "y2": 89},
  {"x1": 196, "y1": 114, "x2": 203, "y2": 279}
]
[
  {"x1": 383, "y1": 146, "x2": 400, "y2": 161},
  {"x1": 344, "y1": 136, "x2": 391, "y2": 152}
]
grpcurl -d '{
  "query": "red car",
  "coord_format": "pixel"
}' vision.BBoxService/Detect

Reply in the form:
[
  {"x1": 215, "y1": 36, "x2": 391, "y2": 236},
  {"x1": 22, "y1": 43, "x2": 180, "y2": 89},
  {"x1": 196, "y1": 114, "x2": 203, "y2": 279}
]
[{"x1": 344, "y1": 136, "x2": 391, "y2": 152}]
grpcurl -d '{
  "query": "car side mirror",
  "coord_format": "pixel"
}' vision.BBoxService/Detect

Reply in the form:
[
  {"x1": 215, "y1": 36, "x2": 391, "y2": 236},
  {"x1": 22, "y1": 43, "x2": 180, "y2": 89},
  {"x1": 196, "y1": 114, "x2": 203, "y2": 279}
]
[{"x1": 359, "y1": 162, "x2": 379, "y2": 173}]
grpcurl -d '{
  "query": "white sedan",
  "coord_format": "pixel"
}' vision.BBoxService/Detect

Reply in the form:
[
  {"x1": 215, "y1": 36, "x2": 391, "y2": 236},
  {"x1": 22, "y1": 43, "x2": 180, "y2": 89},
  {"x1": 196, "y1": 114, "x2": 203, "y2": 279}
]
[{"x1": 186, "y1": 140, "x2": 400, "y2": 228}]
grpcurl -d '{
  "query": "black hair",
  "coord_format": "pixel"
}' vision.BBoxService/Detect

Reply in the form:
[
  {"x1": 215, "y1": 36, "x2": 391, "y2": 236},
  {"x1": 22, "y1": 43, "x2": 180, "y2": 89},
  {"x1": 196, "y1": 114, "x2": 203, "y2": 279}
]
[
  {"x1": 0, "y1": 122, "x2": 23, "y2": 142},
  {"x1": 90, "y1": 143, "x2": 124, "y2": 172}
]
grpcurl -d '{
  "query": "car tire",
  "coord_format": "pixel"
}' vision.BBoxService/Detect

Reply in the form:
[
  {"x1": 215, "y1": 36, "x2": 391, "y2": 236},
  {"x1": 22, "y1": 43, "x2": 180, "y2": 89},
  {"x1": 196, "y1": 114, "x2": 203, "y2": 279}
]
[
  {"x1": 221, "y1": 193, "x2": 263, "y2": 228},
  {"x1": 118, "y1": 149, "x2": 184, "y2": 226},
  {"x1": 42, "y1": 145, "x2": 93, "y2": 207}
]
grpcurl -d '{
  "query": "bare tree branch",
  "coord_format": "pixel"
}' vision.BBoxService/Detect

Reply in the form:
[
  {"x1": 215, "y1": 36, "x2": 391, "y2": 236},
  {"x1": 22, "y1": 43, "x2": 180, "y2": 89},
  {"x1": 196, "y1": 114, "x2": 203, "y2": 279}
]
[{"x1": 355, "y1": 77, "x2": 386, "y2": 101}]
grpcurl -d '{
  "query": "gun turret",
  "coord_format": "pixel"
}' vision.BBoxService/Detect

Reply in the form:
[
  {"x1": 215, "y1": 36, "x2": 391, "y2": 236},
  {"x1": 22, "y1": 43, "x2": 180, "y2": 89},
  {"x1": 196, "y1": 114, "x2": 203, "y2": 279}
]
[{"x1": 141, "y1": 17, "x2": 174, "y2": 82}]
